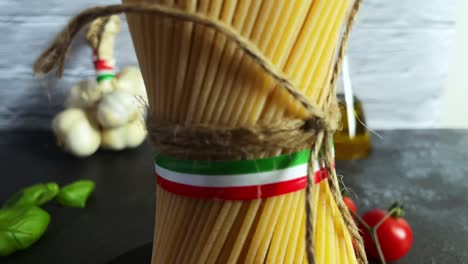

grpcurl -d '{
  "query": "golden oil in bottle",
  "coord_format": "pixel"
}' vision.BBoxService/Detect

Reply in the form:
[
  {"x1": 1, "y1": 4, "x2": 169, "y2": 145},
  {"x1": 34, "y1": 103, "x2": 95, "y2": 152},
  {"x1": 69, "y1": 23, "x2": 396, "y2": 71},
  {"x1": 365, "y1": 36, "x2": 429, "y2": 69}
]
[{"x1": 334, "y1": 94, "x2": 371, "y2": 160}]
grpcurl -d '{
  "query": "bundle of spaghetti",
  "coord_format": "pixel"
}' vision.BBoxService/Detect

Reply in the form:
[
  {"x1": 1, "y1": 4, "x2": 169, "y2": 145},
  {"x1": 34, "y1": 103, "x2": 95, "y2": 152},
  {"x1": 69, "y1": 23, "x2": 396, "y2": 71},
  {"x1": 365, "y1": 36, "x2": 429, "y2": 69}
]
[
  {"x1": 121, "y1": 1, "x2": 363, "y2": 263},
  {"x1": 32, "y1": 0, "x2": 365, "y2": 263}
]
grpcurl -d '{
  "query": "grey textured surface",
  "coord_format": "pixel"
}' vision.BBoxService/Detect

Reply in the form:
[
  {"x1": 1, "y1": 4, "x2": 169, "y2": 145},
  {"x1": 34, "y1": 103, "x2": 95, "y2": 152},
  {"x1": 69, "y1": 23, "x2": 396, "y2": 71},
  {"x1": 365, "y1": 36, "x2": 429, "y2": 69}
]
[
  {"x1": 337, "y1": 129, "x2": 468, "y2": 263},
  {"x1": 0, "y1": 0, "x2": 456, "y2": 130}
]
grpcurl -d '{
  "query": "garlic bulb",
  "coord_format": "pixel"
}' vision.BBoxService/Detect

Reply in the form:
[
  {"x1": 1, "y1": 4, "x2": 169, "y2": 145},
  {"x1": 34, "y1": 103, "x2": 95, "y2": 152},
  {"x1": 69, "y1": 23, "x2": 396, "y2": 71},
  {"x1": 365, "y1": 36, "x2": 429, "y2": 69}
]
[
  {"x1": 53, "y1": 16, "x2": 149, "y2": 158},
  {"x1": 52, "y1": 108, "x2": 101, "y2": 157},
  {"x1": 101, "y1": 118, "x2": 147, "y2": 151},
  {"x1": 65, "y1": 80, "x2": 102, "y2": 108},
  {"x1": 116, "y1": 66, "x2": 148, "y2": 106},
  {"x1": 96, "y1": 90, "x2": 141, "y2": 128}
]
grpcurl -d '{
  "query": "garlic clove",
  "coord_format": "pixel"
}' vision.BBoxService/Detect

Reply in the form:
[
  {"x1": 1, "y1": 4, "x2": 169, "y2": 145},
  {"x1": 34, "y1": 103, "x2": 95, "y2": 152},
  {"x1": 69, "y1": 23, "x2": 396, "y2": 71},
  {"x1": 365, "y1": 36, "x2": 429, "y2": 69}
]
[
  {"x1": 63, "y1": 122, "x2": 101, "y2": 157},
  {"x1": 96, "y1": 90, "x2": 140, "y2": 128},
  {"x1": 116, "y1": 66, "x2": 148, "y2": 106},
  {"x1": 65, "y1": 80, "x2": 102, "y2": 109},
  {"x1": 100, "y1": 118, "x2": 147, "y2": 151},
  {"x1": 100, "y1": 126, "x2": 127, "y2": 151},
  {"x1": 52, "y1": 108, "x2": 101, "y2": 157},
  {"x1": 124, "y1": 119, "x2": 147, "y2": 148}
]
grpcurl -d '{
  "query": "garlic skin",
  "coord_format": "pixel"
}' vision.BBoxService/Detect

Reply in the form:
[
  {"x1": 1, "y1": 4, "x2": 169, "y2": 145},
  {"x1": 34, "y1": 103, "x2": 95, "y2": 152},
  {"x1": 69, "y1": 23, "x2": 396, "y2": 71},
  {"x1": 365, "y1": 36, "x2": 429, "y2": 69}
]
[
  {"x1": 52, "y1": 108, "x2": 101, "y2": 157},
  {"x1": 101, "y1": 118, "x2": 147, "y2": 151},
  {"x1": 96, "y1": 90, "x2": 141, "y2": 128},
  {"x1": 96, "y1": 78, "x2": 117, "y2": 95},
  {"x1": 96, "y1": 16, "x2": 121, "y2": 62},
  {"x1": 65, "y1": 80, "x2": 103, "y2": 108},
  {"x1": 116, "y1": 67, "x2": 148, "y2": 106}
]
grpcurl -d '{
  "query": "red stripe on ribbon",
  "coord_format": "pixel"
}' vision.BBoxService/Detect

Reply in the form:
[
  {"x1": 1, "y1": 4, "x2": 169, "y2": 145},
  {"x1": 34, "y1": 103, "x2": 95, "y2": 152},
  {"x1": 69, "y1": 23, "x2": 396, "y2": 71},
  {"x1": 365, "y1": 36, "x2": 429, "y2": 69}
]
[
  {"x1": 157, "y1": 175, "x2": 308, "y2": 200},
  {"x1": 314, "y1": 168, "x2": 328, "y2": 184},
  {"x1": 313, "y1": 162, "x2": 336, "y2": 184},
  {"x1": 94, "y1": 59, "x2": 114, "y2": 71}
]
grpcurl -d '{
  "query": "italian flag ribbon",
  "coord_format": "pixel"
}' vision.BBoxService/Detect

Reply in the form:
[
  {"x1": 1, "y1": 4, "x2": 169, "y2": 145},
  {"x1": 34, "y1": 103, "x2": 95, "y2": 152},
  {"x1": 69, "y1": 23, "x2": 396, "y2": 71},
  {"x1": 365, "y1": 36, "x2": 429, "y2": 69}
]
[
  {"x1": 155, "y1": 147, "x2": 334, "y2": 200},
  {"x1": 93, "y1": 50, "x2": 116, "y2": 82}
]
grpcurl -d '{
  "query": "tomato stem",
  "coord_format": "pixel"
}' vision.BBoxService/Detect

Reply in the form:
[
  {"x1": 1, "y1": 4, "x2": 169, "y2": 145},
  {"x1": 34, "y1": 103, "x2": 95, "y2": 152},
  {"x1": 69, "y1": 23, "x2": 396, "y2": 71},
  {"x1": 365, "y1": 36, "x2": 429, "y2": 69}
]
[
  {"x1": 370, "y1": 228, "x2": 386, "y2": 264},
  {"x1": 388, "y1": 202, "x2": 405, "y2": 218},
  {"x1": 372, "y1": 207, "x2": 399, "y2": 263},
  {"x1": 341, "y1": 189, "x2": 352, "y2": 198}
]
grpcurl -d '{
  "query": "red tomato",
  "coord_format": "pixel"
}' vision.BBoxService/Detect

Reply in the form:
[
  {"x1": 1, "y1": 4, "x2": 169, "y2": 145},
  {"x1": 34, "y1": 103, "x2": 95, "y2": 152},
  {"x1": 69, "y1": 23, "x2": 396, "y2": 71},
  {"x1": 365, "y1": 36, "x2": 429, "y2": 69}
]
[
  {"x1": 359, "y1": 209, "x2": 413, "y2": 262},
  {"x1": 343, "y1": 196, "x2": 357, "y2": 214}
]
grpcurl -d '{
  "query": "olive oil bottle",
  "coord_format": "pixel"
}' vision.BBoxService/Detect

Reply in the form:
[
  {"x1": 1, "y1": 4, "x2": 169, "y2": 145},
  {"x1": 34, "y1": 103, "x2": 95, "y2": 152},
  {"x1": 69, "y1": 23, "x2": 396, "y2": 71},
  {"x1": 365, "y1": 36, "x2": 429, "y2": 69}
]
[{"x1": 334, "y1": 94, "x2": 371, "y2": 160}]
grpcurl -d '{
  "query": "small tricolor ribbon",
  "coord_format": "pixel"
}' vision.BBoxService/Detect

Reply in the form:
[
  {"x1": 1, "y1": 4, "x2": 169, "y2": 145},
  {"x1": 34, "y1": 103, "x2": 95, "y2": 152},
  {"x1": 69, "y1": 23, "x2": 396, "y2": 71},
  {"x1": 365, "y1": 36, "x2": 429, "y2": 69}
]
[
  {"x1": 93, "y1": 50, "x2": 116, "y2": 82},
  {"x1": 155, "y1": 149, "x2": 334, "y2": 200}
]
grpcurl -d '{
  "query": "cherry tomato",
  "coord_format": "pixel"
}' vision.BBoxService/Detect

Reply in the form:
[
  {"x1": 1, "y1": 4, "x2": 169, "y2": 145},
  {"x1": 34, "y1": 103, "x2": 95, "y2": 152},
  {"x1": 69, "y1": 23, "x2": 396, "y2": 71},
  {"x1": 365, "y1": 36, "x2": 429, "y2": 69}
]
[
  {"x1": 359, "y1": 208, "x2": 413, "y2": 262},
  {"x1": 343, "y1": 196, "x2": 357, "y2": 214}
]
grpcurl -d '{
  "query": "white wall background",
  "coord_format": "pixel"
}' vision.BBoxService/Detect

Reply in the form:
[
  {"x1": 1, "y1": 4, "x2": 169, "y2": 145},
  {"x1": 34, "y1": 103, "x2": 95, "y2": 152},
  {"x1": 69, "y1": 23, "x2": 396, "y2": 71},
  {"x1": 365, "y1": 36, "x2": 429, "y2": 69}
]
[
  {"x1": 348, "y1": 0, "x2": 455, "y2": 129},
  {"x1": 0, "y1": 0, "x2": 456, "y2": 130},
  {"x1": 440, "y1": 0, "x2": 468, "y2": 128}
]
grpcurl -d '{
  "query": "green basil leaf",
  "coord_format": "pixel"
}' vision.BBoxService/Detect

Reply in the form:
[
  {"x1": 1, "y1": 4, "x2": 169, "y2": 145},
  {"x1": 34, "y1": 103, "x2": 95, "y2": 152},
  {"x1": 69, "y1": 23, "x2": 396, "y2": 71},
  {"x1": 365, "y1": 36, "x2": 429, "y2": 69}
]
[
  {"x1": 56, "y1": 180, "x2": 95, "y2": 208},
  {"x1": 3, "y1": 183, "x2": 59, "y2": 208},
  {"x1": 0, "y1": 206, "x2": 50, "y2": 257}
]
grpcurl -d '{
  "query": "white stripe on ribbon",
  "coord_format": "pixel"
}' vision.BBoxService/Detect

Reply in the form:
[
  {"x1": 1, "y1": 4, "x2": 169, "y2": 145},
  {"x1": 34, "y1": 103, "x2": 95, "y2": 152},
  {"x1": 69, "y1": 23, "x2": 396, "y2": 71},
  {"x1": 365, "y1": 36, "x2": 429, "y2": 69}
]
[
  {"x1": 155, "y1": 160, "x2": 321, "y2": 188},
  {"x1": 96, "y1": 70, "x2": 115, "y2": 75}
]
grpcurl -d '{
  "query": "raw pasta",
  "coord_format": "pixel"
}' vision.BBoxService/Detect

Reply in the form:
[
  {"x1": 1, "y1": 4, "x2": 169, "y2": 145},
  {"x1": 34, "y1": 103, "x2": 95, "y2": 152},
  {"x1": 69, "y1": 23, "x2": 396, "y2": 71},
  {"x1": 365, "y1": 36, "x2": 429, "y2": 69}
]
[{"x1": 123, "y1": 0, "x2": 358, "y2": 263}]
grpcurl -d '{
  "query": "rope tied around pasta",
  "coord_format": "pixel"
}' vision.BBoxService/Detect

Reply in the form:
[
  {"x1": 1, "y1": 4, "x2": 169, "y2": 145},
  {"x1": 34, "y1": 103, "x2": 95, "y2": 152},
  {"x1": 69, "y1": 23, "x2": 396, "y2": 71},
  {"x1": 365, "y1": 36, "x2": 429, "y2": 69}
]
[
  {"x1": 149, "y1": 118, "x2": 330, "y2": 161},
  {"x1": 33, "y1": 2, "x2": 366, "y2": 264}
]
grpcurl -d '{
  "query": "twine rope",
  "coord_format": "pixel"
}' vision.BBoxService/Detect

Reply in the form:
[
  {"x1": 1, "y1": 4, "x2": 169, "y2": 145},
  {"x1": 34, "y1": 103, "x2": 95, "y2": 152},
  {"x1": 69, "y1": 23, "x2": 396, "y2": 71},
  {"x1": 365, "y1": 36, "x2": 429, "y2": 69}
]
[
  {"x1": 85, "y1": 16, "x2": 111, "y2": 50},
  {"x1": 33, "y1": 1, "x2": 366, "y2": 263}
]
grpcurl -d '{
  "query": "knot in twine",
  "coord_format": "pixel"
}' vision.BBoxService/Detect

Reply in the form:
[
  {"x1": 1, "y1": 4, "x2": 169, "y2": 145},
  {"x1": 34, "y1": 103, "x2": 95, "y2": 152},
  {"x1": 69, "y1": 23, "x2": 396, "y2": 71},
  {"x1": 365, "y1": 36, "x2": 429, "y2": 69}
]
[{"x1": 32, "y1": 1, "x2": 366, "y2": 263}]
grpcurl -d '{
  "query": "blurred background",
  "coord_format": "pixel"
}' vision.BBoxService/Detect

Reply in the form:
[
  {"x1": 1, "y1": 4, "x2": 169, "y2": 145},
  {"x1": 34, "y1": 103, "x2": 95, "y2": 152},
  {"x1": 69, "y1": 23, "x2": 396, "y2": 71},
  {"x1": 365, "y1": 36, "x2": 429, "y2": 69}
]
[{"x1": 0, "y1": 0, "x2": 460, "y2": 130}]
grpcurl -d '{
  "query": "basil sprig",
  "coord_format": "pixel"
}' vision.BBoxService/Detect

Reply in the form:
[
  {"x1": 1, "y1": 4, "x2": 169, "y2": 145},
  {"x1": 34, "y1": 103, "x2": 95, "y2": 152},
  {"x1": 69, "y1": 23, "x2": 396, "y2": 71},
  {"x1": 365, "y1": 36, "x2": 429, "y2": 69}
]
[
  {"x1": 0, "y1": 206, "x2": 50, "y2": 256},
  {"x1": 56, "y1": 180, "x2": 96, "y2": 208},
  {"x1": 1, "y1": 179, "x2": 96, "y2": 257},
  {"x1": 2, "y1": 182, "x2": 59, "y2": 208}
]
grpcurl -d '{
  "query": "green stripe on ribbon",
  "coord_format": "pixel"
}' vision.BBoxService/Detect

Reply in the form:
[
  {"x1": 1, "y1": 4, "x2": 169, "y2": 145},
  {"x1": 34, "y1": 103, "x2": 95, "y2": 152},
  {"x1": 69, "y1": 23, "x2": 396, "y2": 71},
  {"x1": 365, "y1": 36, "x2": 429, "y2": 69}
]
[
  {"x1": 155, "y1": 150, "x2": 311, "y2": 175},
  {"x1": 97, "y1": 74, "x2": 116, "y2": 82}
]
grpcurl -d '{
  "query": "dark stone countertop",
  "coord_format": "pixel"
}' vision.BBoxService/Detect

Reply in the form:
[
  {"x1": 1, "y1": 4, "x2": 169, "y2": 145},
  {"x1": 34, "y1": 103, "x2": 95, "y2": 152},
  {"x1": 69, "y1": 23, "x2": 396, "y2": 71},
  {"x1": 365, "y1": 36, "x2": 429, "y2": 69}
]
[
  {"x1": 337, "y1": 130, "x2": 468, "y2": 264},
  {"x1": 0, "y1": 131, "x2": 155, "y2": 264},
  {"x1": 0, "y1": 130, "x2": 467, "y2": 264}
]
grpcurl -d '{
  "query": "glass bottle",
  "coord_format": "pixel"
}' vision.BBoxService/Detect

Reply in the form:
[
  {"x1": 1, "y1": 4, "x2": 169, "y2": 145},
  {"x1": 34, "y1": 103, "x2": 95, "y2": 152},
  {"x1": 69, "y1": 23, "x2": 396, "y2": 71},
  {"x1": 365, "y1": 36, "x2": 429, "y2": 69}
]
[{"x1": 333, "y1": 94, "x2": 371, "y2": 160}]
